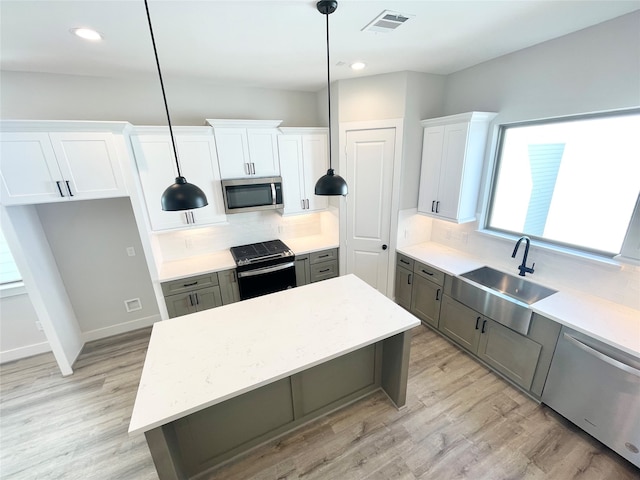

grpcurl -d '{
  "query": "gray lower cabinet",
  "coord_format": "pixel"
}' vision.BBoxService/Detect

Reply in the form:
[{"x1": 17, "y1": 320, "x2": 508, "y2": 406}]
[
  {"x1": 167, "y1": 343, "x2": 380, "y2": 478},
  {"x1": 395, "y1": 265, "x2": 413, "y2": 310},
  {"x1": 296, "y1": 248, "x2": 339, "y2": 286},
  {"x1": 439, "y1": 294, "x2": 482, "y2": 352},
  {"x1": 395, "y1": 253, "x2": 443, "y2": 328},
  {"x1": 218, "y1": 269, "x2": 240, "y2": 305},
  {"x1": 439, "y1": 294, "x2": 544, "y2": 391},
  {"x1": 162, "y1": 271, "x2": 237, "y2": 319},
  {"x1": 410, "y1": 273, "x2": 443, "y2": 328}
]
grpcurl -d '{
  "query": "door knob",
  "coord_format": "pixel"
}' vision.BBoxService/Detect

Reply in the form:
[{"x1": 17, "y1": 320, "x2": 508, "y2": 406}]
[{"x1": 382, "y1": 244, "x2": 388, "y2": 250}]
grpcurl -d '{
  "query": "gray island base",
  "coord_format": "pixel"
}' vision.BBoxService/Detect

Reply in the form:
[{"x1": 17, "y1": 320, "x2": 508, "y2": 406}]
[{"x1": 129, "y1": 275, "x2": 420, "y2": 480}]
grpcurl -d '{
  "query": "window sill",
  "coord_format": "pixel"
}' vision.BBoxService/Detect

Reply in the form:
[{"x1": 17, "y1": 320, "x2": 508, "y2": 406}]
[
  {"x1": 0, "y1": 281, "x2": 27, "y2": 298},
  {"x1": 475, "y1": 229, "x2": 635, "y2": 269}
]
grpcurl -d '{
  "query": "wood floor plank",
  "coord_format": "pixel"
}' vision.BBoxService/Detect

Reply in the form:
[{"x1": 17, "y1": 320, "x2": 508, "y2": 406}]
[{"x1": 1, "y1": 325, "x2": 637, "y2": 480}]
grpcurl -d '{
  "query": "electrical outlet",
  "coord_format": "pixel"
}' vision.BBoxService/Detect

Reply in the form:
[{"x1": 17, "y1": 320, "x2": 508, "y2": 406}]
[{"x1": 126, "y1": 246, "x2": 136, "y2": 257}]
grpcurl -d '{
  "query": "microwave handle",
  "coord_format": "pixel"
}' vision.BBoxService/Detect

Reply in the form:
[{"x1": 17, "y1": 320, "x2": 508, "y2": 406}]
[{"x1": 271, "y1": 183, "x2": 277, "y2": 205}]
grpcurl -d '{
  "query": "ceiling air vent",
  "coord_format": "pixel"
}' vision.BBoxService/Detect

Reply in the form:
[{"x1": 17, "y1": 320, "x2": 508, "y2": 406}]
[{"x1": 362, "y1": 10, "x2": 413, "y2": 33}]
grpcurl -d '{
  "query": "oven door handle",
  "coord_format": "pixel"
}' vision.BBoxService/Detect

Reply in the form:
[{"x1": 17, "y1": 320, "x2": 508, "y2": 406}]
[{"x1": 237, "y1": 261, "x2": 295, "y2": 278}]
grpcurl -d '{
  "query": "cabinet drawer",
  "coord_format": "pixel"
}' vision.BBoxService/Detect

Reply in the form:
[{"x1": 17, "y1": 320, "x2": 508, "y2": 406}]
[
  {"x1": 396, "y1": 253, "x2": 414, "y2": 271},
  {"x1": 309, "y1": 248, "x2": 337, "y2": 264},
  {"x1": 310, "y1": 260, "x2": 338, "y2": 283},
  {"x1": 161, "y1": 273, "x2": 219, "y2": 296},
  {"x1": 414, "y1": 261, "x2": 445, "y2": 285}
]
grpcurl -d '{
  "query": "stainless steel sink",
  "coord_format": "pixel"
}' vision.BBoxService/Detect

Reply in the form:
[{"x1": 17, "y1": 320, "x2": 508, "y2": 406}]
[
  {"x1": 449, "y1": 266, "x2": 557, "y2": 335},
  {"x1": 460, "y1": 266, "x2": 557, "y2": 305}
]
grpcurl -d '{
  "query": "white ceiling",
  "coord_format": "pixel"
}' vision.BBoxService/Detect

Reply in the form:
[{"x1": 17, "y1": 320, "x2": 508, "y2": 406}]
[{"x1": 1, "y1": 1, "x2": 639, "y2": 92}]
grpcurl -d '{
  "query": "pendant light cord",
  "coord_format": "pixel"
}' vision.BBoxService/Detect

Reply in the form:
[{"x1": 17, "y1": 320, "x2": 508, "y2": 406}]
[
  {"x1": 324, "y1": 11, "x2": 333, "y2": 171},
  {"x1": 144, "y1": 0, "x2": 182, "y2": 178}
]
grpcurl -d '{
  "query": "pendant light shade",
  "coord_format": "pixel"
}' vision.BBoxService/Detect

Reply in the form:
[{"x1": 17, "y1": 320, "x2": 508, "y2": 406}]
[
  {"x1": 314, "y1": 0, "x2": 348, "y2": 197},
  {"x1": 161, "y1": 176, "x2": 208, "y2": 211},
  {"x1": 144, "y1": 0, "x2": 208, "y2": 211}
]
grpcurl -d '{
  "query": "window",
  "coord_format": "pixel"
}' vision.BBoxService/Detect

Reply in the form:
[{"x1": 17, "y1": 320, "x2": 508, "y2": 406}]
[
  {"x1": 0, "y1": 228, "x2": 21, "y2": 284},
  {"x1": 486, "y1": 110, "x2": 640, "y2": 257}
]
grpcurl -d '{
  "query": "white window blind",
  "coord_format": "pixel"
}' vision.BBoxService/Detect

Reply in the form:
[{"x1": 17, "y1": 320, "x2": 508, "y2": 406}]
[{"x1": 0, "y1": 228, "x2": 21, "y2": 284}]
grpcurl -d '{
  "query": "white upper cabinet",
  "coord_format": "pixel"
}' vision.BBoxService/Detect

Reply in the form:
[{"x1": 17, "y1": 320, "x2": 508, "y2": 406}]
[
  {"x1": 0, "y1": 127, "x2": 127, "y2": 205},
  {"x1": 206, "y1": 119, "x2": 282, "y2": 179},
  {"x1": 278, "y1": 128, "x2": 328, "y2": 215},
  {"x1": 130, "y1": 127, "x2": 226, "y2": 231},
  {"x1": 418, "y1": 112, "x2": 497, "y2": 223}
]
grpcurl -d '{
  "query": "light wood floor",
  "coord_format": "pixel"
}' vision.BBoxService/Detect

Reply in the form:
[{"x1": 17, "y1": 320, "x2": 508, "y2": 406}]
[{"x1": 1, "y1": 325, "x2": 637, "y2": 480}]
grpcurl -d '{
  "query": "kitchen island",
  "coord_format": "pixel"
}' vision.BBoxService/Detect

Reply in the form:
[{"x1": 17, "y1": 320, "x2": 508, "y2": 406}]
[{"x1": 129, "y1": 274, "x2": 420, "y2": 480}]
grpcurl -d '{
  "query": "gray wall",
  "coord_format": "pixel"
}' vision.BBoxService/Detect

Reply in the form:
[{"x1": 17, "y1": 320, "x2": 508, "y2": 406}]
[
  {"x1": 0, "y1": 71, "x2": 321, "y2": 127},
  {"x1": 442, "y1": 11, "x2": 640, "y2": 122},
  {"x1": 36, "y1": 198, "x2": 159, "y2": 335}
]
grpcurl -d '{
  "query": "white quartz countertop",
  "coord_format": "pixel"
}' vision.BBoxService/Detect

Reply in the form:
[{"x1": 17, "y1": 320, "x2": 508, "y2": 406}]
[
  {"x1": 156, "y1": 235, "x2": 338, "y2": 282},
  {"x1": 397, "y1": 242, "x2": 640, "y2": 358},
  {"x1": 129, "y1": 274, "x2": 420, "y2": 435}
]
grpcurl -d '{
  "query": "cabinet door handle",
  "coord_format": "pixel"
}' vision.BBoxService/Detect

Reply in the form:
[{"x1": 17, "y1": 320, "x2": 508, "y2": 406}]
[
  {"x1": 188, "y1": 293, "x2": 195, "y2": 306},
  {"x1": 475, "y1": 316, "x2": 481, "y2": 330},
  {"x1": 318, "y1": 268, "x2": 331, "y2": 273},
  {"x1": 400, "y1": 259, "x2": 410, "y2": 265},
  {"x1": 421, "y1": 269, "x2": 434, "y2": 276},
  {"x1": 184, "y1": 212, "x2": 190, "y2": 224},
  {"x1": 183, "y1": 281, "x2": 198, "y2": 287},
  {"x1": 435, "y1": 201, "x2": 440, "y2": 213},
  {"x1": 301, "y1": 199, "x2": 305, "y2": 209},
  {"x1": 65, "y1": 180, "x2": 74, "y2": 197},
  {"x1": 245, "y1": 163, "x2": 250, "y2": 175},
  {"x1": 318, "y1": 254, "x2": 329, "y2": 259},
  {"x1": 250, "y1": 163, "x2": 256, "y2": 175},
  {"x1": 56, "y1": 181, "x2": 65, "y2": 197},
  {"x1": 193, "y1": 292, "x2": 199, "y2": 305},
  {"x1": 190, "y1": 211, "x2": 195, "y2": 224},
  {"x1": 435, "y1": 288, "x2": 441, "y2": 301},
  {"x1": 481, "y1": 319, "x2": 487, "y2": 334},
  {"x1": 431, "y1": 200, "x2": 435, "y2": 212},
  {"x1": 408, "y1": 273, "x2": 412, "y2": 285},
  {"x1": 305, "y1": 199, "x2": 309, "y2": 209}
]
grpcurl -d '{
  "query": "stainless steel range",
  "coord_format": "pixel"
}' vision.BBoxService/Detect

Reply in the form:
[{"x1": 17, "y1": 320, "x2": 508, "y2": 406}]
[{"x1": 230, "y1": 239, "x2": 296, "y2": 300}]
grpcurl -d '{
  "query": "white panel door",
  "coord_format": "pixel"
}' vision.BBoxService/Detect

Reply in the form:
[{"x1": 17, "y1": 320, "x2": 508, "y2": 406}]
[
  {"x1": 50, "y1": 132, "x2": 126, "y2": 200},
  {"x1": 417, "y1": 126, "x2": 444, "y2": 214},
  {"x1": 246, "y1": 129, "x2": 280, "y2": 177},
  {"x1": 0, "y1": 132, "x2": 64, "y2": 204},
  {"x1": 213, "y1": 128, "x2": 251, "y2": 178},
  {"x1": 302, "y1": 134, "x2": 328, "y2": 212},
  {"x1": 437, "y1": 123, "x2": 470, "y2": 221},
  {"x1": 277, "y1": 135, "x2": 306, "y2": 214},
  {"x1": 345, "y1": 128, "x2": 395, "y2": 293}
]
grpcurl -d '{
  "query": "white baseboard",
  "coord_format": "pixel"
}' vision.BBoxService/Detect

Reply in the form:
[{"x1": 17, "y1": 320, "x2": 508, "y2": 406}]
[
  {"x1": 0, "y1": 342, "x2": 52, "y2": 364},
  {"x1": 81, "y1": 314, "x2": 160, "y2": 343}
]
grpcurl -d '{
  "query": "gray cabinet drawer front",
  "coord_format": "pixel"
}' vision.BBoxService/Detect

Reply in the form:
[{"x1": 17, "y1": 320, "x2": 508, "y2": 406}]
[
  {"x1": 310, "y1": 248, "x2": 337, "y2": 264},
  {"x1": 162, "y1": 273, "x2": 219, "y2": 296},
  {"x1": 310, "y1": 260, "x2": 338, "y2": 282},
  {"x1": 414, "y1": 261, "x2": 445, "y2": 285},
  {"x1": 396, "y1": 253, "x2": 414, "y2": 271}
]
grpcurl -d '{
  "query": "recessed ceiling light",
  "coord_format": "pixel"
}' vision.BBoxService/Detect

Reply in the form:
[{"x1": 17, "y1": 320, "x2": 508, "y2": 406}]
[
  {"x1": 71, "y1": 28, "x2": 103, "y2": 41},
  {"x1": 350, "y1": 62, "x2": 366, "y2": 71}
]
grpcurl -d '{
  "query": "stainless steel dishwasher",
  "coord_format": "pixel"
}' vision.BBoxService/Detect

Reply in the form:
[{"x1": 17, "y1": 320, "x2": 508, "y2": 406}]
[{"x1": 542, "y1": 326, "x2": 640, "y2": 467}]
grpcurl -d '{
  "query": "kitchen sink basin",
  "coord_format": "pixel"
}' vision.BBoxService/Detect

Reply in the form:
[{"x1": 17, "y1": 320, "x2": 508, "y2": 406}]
[
  {"x1": 460, "y1": 266, "x2": 557, "y2": 305},
  {"x1": 449, "y1": 266, "x2": 557, "y2": 335}
]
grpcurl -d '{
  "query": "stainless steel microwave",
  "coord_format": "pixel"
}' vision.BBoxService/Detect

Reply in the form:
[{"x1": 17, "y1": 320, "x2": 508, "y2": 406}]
[{"x1": 221, "y1": 177, "x2": 283, "y2": 214}]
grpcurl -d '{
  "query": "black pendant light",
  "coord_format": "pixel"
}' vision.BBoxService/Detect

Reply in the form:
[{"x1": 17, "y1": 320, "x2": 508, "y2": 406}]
[
  {"x1": 144, "y1": 0, "x2": 208, "y2": 211},
  {"x1": 314, "y1": 0, "x2": 348, "y2": 196}
]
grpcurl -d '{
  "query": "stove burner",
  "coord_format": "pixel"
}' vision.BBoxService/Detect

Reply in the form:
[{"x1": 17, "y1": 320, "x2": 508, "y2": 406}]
[{"x1": 230, "y1": 240, "x2": 294, "y2": 266}]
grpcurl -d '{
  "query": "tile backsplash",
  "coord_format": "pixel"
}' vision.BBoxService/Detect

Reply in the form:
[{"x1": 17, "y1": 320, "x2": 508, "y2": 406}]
[{"x1": 154, "y1": 209, "x2": 338, "y2": 263}]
